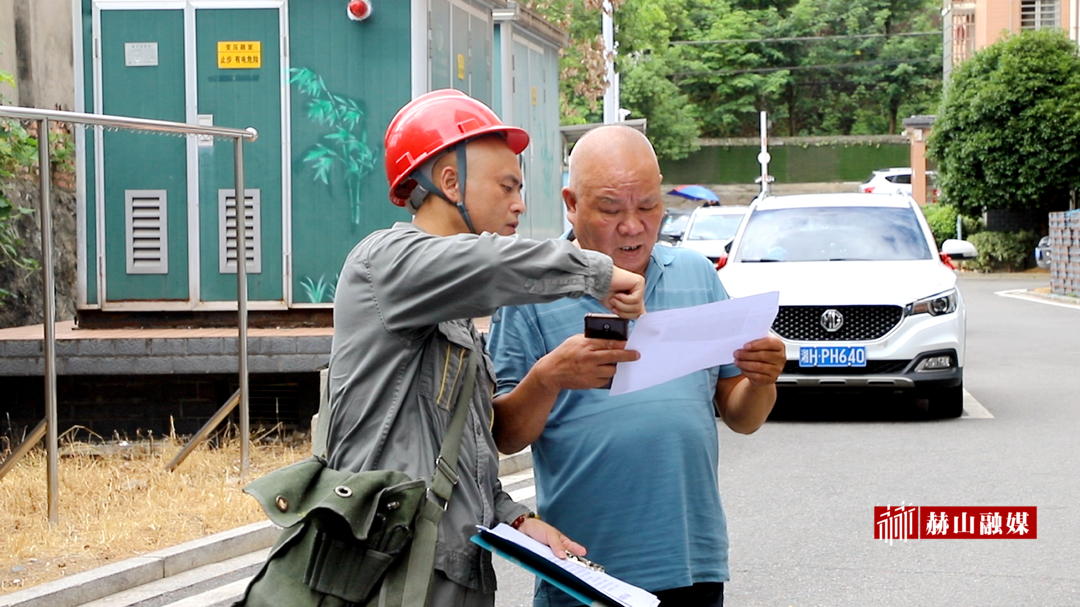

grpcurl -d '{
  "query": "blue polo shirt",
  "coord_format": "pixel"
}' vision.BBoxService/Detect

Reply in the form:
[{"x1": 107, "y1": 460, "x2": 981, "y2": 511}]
[{"x1": 488, "y1": 244, "x2": 742, "y2": 601}]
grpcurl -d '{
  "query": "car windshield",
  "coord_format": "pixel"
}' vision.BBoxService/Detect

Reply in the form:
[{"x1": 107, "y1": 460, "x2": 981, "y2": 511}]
[
  {"x1": 736, "y1": 206, "x2": 933, "y2": 262},
  {"x1": 686, "y1": 214, "x2": 744, "y2": 241},
  {"x1": 661, "y1": 213, "x2": 691, "y2": 236}
]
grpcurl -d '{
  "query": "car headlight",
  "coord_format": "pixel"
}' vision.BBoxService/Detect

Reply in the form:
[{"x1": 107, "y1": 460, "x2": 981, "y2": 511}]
[{"x1": 905, "y1": 289, "x2": 957, "y2": 316}]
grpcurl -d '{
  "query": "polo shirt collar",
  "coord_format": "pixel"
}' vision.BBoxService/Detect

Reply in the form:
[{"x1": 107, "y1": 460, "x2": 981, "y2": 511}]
[
  {"x1": 563, "y1": 229, "x2": 672, "y2": 303},
  {"x1": 644, "y1": 244, "x2": 674, "y2": 302}
]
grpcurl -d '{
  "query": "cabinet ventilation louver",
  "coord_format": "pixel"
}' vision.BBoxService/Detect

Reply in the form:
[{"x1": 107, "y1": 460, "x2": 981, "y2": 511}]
[
  {"x1": 125, "y1": 190, "x2": 168, "y2": 274},
  {"x1": 219, "y1": 189, "x2": 262, "y2": 274}
]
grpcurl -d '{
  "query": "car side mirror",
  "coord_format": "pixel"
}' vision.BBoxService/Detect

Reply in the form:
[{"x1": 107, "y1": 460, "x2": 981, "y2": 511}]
[{"x1": 941, "y1": 239, "x2": 977, "y2": 261}]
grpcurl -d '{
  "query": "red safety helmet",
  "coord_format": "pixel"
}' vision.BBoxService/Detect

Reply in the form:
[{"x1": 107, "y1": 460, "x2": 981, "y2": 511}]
[{"x1": 384, "y1": 89, "x2": 529, "y2": 207}]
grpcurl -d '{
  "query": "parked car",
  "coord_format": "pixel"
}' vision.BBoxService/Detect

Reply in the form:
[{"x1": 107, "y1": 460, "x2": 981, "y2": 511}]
[
  {"x1": 676, "y1": 206, "x2": 749, "y2": 262},
  {"x1": 1035, "y1": 235, "x2": 1052, "y2": 269},
  {"x1": 659, "y1": 207, "x2": 694, "y2": 244},
  {"x1": 860, "y1": 167, "x2": 939, "y2": 202},
  {"x1": 718, "y1": 193, "x2": 977, "y2": 417}
]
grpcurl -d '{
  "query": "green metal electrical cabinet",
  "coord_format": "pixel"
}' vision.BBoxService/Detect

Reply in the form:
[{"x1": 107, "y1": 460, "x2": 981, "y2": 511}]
[{"x1": 75, "y1": 0, "x2": 566, "y2": 312}]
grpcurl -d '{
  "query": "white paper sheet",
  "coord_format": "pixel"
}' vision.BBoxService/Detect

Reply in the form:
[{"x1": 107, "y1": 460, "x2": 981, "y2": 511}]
[
  {"x1": 481, "y1": 523, "x2": 659, "y2": 607},
  {"x1": 609, "y1": 291, "x2": 780, "y2": 396}
]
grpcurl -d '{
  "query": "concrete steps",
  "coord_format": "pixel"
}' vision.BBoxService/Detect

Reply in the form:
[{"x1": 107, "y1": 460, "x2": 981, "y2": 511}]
[
  {"x1": 79, "y1": 550, "x2": 266, "y2": 607},
  {"x1": 0, "y1": 522, "x2": 279, "y2": 607}
]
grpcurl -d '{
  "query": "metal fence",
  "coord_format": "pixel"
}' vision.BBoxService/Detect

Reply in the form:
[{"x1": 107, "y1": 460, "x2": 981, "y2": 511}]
[{"x1": 0, "y1": 105, "x2": 257, "y2": 524}]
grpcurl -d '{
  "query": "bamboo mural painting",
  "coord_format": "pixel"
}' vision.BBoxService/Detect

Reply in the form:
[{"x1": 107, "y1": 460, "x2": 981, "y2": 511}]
[{"x1": 290, "y1": 67, "x2": 378, "y2": 226}]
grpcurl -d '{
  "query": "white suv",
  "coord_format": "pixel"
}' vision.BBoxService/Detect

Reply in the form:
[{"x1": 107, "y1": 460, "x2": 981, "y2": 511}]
[
  {"x1": 860, "y1": 167, "x2": 939, "y2": 202},
  {"x1": 717, "y1": 193, "x2": 977, "y2": 417}
]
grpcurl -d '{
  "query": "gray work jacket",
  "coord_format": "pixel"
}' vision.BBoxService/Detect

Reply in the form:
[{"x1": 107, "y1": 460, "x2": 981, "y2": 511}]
[{"x1": 325, "y1": 222, "x2": 612, "y2": 593}]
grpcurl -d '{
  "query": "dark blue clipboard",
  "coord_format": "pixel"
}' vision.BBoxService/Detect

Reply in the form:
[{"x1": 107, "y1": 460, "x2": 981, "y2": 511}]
[{"x1": 470, "y1": 527, "x2": 621, "y2": 607}]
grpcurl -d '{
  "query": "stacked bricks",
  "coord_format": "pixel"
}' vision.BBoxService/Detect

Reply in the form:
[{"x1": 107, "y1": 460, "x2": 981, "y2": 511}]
[
  {"x1": 1049, "y1": 210, "x2": 1080, "y2": 297},
  {"x1": 0, "y1": 335, "x2": 331, "y2": 376}
]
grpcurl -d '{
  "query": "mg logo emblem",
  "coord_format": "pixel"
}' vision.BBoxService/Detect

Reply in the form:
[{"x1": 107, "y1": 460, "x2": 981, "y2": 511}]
[{"x1": 820, "y1": 309, "x2": 844, "y2": 332}]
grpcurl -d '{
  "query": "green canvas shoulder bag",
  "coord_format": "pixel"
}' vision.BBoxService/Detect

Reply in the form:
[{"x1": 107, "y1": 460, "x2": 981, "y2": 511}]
[{"x1": 235, "y1": 351, "x2": 478, "y2": 607}]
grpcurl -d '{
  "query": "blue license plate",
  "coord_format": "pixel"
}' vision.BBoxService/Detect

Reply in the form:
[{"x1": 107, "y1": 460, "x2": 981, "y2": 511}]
[{"x1": 799, "y1": 346, "x2": 867, "y2": 368}]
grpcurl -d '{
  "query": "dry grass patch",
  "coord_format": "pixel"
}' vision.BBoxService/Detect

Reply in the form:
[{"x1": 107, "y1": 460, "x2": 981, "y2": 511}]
[{"x1": 0, "y1": 426, "x2": 308, "y2": 595}]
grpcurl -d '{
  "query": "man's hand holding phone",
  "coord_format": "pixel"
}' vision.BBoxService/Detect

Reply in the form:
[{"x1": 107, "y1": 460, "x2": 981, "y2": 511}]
[
  {"x1": 531, "y1": 314, "x2": 638, "y2": 393},
  {"x1": 580, "y1": 313, "x2": 633, "y2": 389}
]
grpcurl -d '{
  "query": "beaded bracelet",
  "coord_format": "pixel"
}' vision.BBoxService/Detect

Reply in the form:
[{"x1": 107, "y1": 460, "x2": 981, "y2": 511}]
[{"x1": 510, "y1": 512, "x2": 539, "y2": 529}]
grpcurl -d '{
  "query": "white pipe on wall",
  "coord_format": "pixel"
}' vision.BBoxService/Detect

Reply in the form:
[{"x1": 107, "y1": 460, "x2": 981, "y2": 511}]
[{"x1": 1072, "y1": 0, "x2": 1078, "y2": 41}]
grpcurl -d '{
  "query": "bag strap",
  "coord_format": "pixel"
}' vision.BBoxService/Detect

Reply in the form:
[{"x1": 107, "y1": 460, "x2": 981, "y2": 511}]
[
  {"x1": 429, "y1": 348, "x2": 477, "y2": 505},
  {"x1": 401, "y1": 348, "x2": 479, "y2": 607}
]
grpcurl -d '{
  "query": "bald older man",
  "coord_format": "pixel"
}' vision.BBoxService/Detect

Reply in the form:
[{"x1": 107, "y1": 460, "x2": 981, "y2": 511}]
[{"x1": 488, "y1": 126, "x2": 786, "y2": 607}]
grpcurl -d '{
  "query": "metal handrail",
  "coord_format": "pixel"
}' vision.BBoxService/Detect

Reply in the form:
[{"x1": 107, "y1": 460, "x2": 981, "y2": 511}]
[
  {"x1": 0, "y1": 419, "x2": 47, "y2": 481},
  {"x1": 0, "y1": 105, "x2": 258, "y2": 141},
  {"x1": 165, "y1": 390, "x2": 241, "y2": 472},
  {"x1": 0, "y1": 105, "x2": 257, "y2": 523}
]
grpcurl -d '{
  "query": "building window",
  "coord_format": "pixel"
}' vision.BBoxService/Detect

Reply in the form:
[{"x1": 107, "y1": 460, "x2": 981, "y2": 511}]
[
  {"x1": 1021, "y1": 0, "x2": 1059, "y2": 30},
  {"x1": 952, "y1": 7, "x2": 975, "y2": 66}
]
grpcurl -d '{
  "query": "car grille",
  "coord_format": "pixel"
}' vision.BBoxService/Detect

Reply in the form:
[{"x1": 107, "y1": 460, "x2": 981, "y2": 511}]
[
  {"x1": 782, "y1": 360, "x2": 910, "y2": 375},
  {"x1": 772, "y1": 305, "x2": 904, "y2": 341}
]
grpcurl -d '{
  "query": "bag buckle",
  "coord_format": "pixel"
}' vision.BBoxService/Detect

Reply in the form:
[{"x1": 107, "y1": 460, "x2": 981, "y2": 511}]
[
  {"x1": 434, "y1": 456, "x2": 459, "y2": 486},
  {"x1": 426, "y1": 487, "x2": 449, "y2": 511}
]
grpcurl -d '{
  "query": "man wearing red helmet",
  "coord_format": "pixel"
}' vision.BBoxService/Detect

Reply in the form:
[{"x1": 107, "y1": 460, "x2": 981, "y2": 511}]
[{"x1": 323, "y1": 90, "x2": 646, "y2": 606}]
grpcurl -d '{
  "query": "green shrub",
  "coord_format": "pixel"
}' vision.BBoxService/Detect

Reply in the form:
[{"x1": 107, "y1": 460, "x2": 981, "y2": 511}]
[
  {"x1": 922, "y1": 203, "x2": 983, "y2": 245},
  {"x1": 966, "y1": 230, "x2": 1040, "y2": 272},
  {"x1": 960, "y1": 215, "x2": 983, "y2": 240},
  {"x1": 922, "y1": 203, "x2": 959, "y2": 244},
  {"x1": 1, "y1": 68, "x2": 43, "y2": 303}
]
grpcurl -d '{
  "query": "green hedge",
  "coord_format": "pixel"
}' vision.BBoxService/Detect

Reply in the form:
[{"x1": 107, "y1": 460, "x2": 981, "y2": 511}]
[
  {"x1": 965, "y1": 230, "x2": 1041, "y2": 272},
  {"x1": 660, "y1": 142, "x2": 911, "y2": 184},
  {"x1": 922, "y1": 203, "x2": 983, "y2": 245}
]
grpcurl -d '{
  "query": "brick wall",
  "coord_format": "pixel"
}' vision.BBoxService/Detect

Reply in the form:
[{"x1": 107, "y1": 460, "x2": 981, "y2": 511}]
[
  {"x1": 1049, "y1": 211, "x2": 1080, "y2": 297},
  {"x1": 2, "y1": 372, "x2": 319, "y2": 439}
]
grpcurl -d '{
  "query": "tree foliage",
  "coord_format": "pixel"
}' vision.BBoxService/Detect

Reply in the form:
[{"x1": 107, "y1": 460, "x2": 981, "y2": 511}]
[
  {"x1": 0, "y1": 69, "x2": 42, "y2": 303},
  {"x1": 927, "y1": 29, "x2": 1080, "y2": 216},
  {"x1": 524, "y1": 0, "x2": 942, "y2": 160},
  {"x1": 771, "y1": 0, "x2": 941, "y2": 135}
]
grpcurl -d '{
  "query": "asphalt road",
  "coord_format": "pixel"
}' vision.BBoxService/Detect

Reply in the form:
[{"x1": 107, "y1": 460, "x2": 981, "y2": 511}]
[{"x1": 494, "y1": 273, "x2": 1080, "y2": 607}]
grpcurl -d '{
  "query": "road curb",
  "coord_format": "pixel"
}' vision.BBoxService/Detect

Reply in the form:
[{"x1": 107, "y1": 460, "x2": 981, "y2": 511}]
[
  {"x1": 498, "y1": 447, "x2": 532, "y2": 476},
  {"x1": 0, "y1": 521, "x2": 279, "y2": 607},
  {"x1": 1023, "y1": 289, "x2": 1080, "y2": 307}
]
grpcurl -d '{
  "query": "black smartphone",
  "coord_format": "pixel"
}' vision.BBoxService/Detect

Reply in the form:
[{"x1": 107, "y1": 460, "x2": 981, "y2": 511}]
[
  {"x1": 583, "y1": 313, "x2": 629, "y2": 341},
  {"x1": 583, "y1": 314, "x2": 629, "y2": 389}
]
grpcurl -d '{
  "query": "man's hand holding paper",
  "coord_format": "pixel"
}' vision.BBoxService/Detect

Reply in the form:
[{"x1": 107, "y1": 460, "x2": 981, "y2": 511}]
[{"x1": 609, "y1": 291, "x2": 781, "y2": 396}]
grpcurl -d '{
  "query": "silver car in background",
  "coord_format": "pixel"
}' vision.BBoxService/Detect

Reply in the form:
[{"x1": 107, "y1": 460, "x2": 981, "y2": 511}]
[{"x1": 676, "y1": 206, "x2": 748, "y2": 263}]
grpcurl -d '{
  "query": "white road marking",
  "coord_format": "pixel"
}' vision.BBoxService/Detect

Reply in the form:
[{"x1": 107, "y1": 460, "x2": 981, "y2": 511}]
[
  {"x1": 502, "y1": 468, "x2": 536, "y2": 502},
  {"x1": 509, "y1": 484, "x2": 537, "y2": 502},
  {"x1": 500, "y1": 468, "x2": 534, "y2": 486},
  {"x1": 995, "y1": 288, "x2": 1080, "y2": 310},
  {"x1": 962, "y1": 389, "x2": 994, "y2": 418}
]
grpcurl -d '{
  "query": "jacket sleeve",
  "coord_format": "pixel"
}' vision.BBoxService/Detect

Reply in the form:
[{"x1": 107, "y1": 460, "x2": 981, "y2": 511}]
[
  {"x1": 356, "y1": 229, "x2": 613, "y2": 334},
  {"x1": 493, "y1": 478, "x2": 532, "y2": 526}
]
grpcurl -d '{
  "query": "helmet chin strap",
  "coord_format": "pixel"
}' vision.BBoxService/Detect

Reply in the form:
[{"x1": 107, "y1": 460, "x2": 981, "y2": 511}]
[{"x1": 411, "y1": 144, "x2": 477, "y2": 235}]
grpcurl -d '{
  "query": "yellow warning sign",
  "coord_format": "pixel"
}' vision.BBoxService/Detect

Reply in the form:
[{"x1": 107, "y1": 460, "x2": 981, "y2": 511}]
[{"x1": 218, "y1": 41, "x2": 261, "y2": 69}]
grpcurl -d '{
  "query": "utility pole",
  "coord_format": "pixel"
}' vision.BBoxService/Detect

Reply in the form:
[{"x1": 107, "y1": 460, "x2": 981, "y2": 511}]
[
  {"x1": 602, "y1": 1, "x2": 619, "y2": 124},
  {"x1": 757, "y1": 111, "x2": 772, "y2": 197}
]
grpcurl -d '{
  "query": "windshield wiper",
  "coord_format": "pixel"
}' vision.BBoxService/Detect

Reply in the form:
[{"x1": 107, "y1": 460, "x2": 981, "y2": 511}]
[{"x1": 743, "y1": 258, "x2": 782, "y2": 263}]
